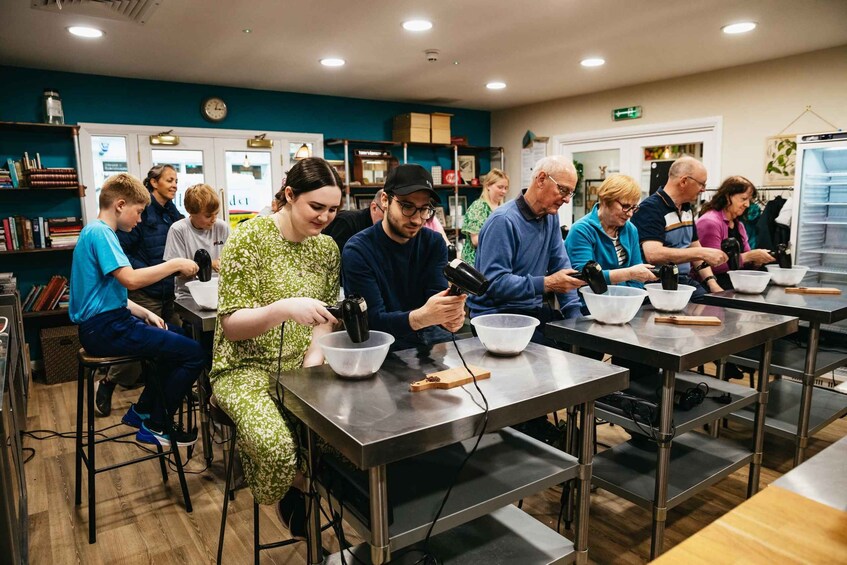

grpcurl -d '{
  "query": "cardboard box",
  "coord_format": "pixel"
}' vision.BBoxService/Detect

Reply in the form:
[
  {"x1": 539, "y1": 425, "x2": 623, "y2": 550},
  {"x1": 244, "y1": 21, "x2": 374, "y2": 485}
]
[
  {"x1": 393, "y1": 128, "x2": 430, "y2": 143},
  {"x1": 431, "y1": 129, "x2": 451, "y2": 144},
  {"x1": 394, "y1": 113, "x2": 431, "y2": 130},
  {"x1": 431, "y1": 113, "x2": 453, "y2": 144},
  {"x1": 40, "y1": 325, "x2": 80, "y2": 384}
]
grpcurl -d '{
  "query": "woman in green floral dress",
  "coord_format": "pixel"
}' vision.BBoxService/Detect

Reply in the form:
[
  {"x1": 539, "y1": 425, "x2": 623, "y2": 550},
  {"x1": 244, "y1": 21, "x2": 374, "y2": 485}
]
[
  {"x1": 461, "y1": 169, "x2": 509, "y2": 265},
  {"x1": 210, "y1": 158, "x2": 343, "y2": 538}
]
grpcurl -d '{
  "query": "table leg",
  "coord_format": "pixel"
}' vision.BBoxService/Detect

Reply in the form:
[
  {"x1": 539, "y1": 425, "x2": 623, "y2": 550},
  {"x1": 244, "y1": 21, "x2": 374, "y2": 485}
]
[
  {"x1": 709, "y1": 357, "x2": 728, "y2": 438},
  {"x1": 795, "y1": 322, "x2": 820, "y2": 466},
  {"x1": 305, "y1": 429, "x2": 324, "y2": 565},
  {"x1": 650, "y1": 368, "x2": 675, "y2": 560},
  {"x1": 564, "y1": 405, "x2": 578, "y2": 529},
  {"x1": 748, "y1": 339, "x2": 773, "y2": 496},
  {"x1": 369, "y1": 465, "x2": 391, "y2": 565},
  {"x1": 573, "y1": 401, "x2": 595, "y2": 565}
]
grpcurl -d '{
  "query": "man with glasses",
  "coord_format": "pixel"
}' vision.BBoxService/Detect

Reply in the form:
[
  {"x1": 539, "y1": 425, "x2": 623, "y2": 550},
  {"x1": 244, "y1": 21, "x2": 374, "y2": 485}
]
[
  {"x1": 631, "y1": 156, "x2": 727, "y2": 297},
  {"x1": 322, "y1": 189, "x2": 384, "y2": 252},
  {"x1": 469, "y1": 155, "x2": 585, "y2": 340},
  {"x1": 342, "y1": 164, "x2": 466, "y2": 350}
]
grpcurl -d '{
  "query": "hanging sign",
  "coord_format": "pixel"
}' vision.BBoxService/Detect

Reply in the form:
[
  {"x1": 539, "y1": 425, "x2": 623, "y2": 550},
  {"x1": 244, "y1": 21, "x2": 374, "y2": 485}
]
[{"x1": 612, "y1": 106, "x2": 642, "y2": 121}]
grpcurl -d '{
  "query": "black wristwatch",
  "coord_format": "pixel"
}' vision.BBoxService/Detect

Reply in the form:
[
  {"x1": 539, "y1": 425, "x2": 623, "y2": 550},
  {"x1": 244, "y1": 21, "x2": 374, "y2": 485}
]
[{"x1": 702, "y1": 275, "x2": 717, "y2": 285}]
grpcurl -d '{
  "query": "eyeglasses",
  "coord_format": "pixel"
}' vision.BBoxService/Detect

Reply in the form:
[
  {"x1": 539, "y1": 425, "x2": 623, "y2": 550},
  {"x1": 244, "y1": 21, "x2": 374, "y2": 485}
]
[
  {"x1": 545, "y1": 173, "x2": 575, "y2": 199},
  {"x1": 617, "y1": 201, "x2": 640, "y2": 214},
  {"x1": 390, "y1": 196, "x2": 435, "y2": 219},
  {"x1": 684, "y1": 176, "x2": 707, "y2": 190}
]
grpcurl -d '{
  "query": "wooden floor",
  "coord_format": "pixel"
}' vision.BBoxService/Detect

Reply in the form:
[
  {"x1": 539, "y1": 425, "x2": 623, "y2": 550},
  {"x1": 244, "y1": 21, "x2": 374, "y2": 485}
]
[{"x1": 24, "y1": 376, "x2": 847, "y2": 565}]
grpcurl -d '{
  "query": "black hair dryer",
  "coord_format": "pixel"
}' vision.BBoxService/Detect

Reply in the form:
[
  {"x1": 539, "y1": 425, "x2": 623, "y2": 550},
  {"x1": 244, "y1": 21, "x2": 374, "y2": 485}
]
[
  {"x1": 651, "y1": 263, "x2": 679, "y2": 291},
  {"x1": 573, "y1": 261, "x2": 608, "y2": 294},
  {"x1": 194, "y1": 249, "x2": 212, "y2": 282},
  {"x1": 774, "y1": 244, "x2": 792, "y2": 268},
  {"x1": 447, "y1": 244, "x2": 458, "y2": 262},
  {"x1": 721, "y1": 237, "x2": 742, "y2": 271},
  {"x1": 444, "y1": 258, "x2": 490, "y2": 296},
  {"x1": 326, "y1": 295, "x2": 369, "y2": 343}
]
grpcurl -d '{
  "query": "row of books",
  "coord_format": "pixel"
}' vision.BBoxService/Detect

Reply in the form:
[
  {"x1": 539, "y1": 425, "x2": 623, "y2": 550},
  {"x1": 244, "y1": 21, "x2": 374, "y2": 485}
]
[
  {"x1": 1, "y1": 216, "x2": 83, "y2": 251},
  {"x1": 21, "y1": 275, "x2": 69, "y2": 313},
  {"x1": 1, "y1": 154, "x2": 79, "y2": 189}
]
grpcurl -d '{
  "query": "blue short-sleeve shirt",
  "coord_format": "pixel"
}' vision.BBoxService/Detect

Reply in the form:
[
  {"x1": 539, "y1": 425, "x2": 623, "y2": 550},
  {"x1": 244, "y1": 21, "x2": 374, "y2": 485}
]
[{"x1": 69, "y1": 220, "x2": 131, "y2": 323}]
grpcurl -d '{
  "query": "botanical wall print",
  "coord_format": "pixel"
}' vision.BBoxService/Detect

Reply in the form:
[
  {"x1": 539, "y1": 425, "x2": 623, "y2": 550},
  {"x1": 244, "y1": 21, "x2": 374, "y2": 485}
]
[{"x1": 764, "y1": 135, "x2": 797, "y2": 187}]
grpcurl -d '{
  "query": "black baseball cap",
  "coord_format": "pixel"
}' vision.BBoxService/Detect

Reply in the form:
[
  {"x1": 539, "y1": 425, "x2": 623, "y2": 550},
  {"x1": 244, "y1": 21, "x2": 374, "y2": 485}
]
[{"x1": 384, "y1": 164, "x2": 438, "y2": 200}]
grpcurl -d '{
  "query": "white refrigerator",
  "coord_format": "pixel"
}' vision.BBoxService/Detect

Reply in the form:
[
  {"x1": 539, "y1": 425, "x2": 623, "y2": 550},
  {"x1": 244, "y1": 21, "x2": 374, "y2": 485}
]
[{"x1": 791, "y1": 131, "x2": 847, "y2": 283}]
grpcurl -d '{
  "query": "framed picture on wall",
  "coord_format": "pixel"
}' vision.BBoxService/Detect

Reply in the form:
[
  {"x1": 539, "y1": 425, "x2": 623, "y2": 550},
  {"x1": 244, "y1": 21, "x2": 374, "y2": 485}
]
[
  {"x1": 354, "y1": 193, "x2": 376, "y2": 210},
  {"x1": 434, "y1": 206, "x2": 446, "y2": 227},
  {"x1": 457, "y1": 155, "x2": 476, "y2": 183}
]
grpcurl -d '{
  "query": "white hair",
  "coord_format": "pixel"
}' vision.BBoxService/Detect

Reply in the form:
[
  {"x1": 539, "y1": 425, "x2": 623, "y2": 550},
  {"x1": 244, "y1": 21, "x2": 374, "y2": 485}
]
[{"x1": 531, "y1": 155, "x2": 576, "y2": 182}]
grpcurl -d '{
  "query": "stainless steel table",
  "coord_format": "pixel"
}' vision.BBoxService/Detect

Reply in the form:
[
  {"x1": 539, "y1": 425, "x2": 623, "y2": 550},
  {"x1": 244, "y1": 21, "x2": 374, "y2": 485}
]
[
  {"x1": 174, "y1": 297, "x2": 217, "y2": 463},
  {"x1": 546, "y1": 304, "x2": 798, "y2": 559},
  {"x1": 273, "y1": 338, "x2": 629, "y2": 565},
  {"x1": 700, "y1": 283, "x2": 847, "y2": 465}
]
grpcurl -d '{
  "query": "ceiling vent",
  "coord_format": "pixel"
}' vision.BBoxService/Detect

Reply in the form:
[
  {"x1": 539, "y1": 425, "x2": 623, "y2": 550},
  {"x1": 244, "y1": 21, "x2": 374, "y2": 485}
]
[{"x1": 31, "y1": 0, "x2": 163, "y2": 25}]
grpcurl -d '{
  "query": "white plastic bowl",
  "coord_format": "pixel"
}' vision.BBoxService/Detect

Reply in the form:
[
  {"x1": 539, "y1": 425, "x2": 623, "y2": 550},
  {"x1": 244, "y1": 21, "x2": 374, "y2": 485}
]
[
  {"x1": 471, "y1": 314, "x2": 539, "y2": 356},
  {"x1": 318, "y1": 330, "x2": 394, "y2": 379},
  {"x1": 580, "y1": 286, "x2": 647, "y2": 324},
  {"x1": 766, "y1": 265, "x2": 809, "y2": 286},
  {"x1": 728, "y1": 271, "x2": 771, "y2": 294},
  {"x1": 186, "y1": 279, "x2": 219, "y2": 310},
  {"x1": 644, "y1": 283, "x2": 695, "y2": 312}
]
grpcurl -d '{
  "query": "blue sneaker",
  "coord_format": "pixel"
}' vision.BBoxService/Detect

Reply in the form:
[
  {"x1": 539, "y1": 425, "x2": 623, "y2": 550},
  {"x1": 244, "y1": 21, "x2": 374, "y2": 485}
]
[
  {"x1": 136, "y1": 421, "x2": 197, "y2": 448},
  {"x1": 121, "y1": 404, "x2": 150, "y2": 428}
]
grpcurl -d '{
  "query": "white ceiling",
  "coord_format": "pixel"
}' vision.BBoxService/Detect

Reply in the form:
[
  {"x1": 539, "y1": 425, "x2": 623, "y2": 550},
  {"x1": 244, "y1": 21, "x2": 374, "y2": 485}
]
[{"x1": 2, "y1": 0, "x2": 847, "y2": 111}]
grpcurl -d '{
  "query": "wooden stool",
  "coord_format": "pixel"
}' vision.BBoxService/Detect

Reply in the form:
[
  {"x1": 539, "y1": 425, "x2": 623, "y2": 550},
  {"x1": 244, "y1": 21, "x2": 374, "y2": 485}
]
[
  {"x1": 74, "y1": 349, "x2": 192, "y2": 544},
  {"x1": 210, "y1": 395, "x2": 301, "y2": 565}
]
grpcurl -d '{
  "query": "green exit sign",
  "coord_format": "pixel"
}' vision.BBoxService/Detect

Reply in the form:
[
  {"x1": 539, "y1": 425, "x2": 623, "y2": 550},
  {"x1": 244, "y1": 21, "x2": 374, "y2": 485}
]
[{"x1": 612, "y1": 106, "x2": 642, "y2": 121}]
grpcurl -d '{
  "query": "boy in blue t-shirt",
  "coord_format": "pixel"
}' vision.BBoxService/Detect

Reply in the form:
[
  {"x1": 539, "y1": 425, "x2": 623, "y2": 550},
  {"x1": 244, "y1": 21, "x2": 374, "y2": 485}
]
[{"x1": 70, "y1": 173, "x2": 204, "y2": 447}]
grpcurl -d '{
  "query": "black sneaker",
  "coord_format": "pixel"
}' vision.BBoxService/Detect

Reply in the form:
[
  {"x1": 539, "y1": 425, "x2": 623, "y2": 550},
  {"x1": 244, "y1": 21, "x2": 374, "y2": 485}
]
[
  {"x1": 94, "y1": 378, "x2": 117, "y2": 417},
  {"x1": 276, "y1": 488, "x2": 308, "y2": 541},
  {"x1": 136, "y1": 421, "x2": 197, "y2": 448}
]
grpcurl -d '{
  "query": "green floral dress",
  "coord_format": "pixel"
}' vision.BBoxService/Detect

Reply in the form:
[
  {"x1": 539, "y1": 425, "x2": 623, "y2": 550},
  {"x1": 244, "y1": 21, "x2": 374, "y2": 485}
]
[
  {"x1": 461, "y1": 198, "x2": 493, "y2": 266},
  {"x1": 210, "y1": 215, "x2": 340, "y2": 505}
]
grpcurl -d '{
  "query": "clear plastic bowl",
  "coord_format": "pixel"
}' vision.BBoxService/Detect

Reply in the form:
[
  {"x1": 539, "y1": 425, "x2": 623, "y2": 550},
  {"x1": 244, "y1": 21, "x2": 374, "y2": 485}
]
[
  {"x1": 728, "y1": 271, "x2": 771, "y2": 294},
  {"x1": 471, "y1": 313, "x2": 539, "y2": 356},
  {"x1": 644, "y1": 283, "x2": 695, "y2": 312},
  {"x1": 580, "y1": 286, "x2": 647, "y2": 324},
  {"x1": 185, "y1": 279, "x2": 218, "y2": 310},
  {"x1": 318, "y1": 330, "x2": 395, "y2": 379},
  {"x1": 766, "y1": 265, "x2": 809, "y2": 286}
]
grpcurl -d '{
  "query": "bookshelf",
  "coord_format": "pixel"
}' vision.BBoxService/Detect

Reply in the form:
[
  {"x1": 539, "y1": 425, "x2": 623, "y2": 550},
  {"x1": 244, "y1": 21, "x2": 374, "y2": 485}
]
[{"x1": 0, "y1": 120, "x2": 85, "y2": 364}]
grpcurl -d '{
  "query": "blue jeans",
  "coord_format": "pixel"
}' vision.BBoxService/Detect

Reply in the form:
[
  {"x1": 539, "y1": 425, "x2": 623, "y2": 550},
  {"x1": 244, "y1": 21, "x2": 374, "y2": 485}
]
[{"x1": 78, "y1": 308, "x2": 204, "y2": 426}]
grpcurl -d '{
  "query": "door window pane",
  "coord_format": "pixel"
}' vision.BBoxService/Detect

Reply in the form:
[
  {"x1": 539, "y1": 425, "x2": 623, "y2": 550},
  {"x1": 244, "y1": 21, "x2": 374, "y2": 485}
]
[
  {"x1": 225, "y1": 151, "x2": 273, "y2": 226},
  {"x1": 641, "y1": 143, "x2": 702, "y2": 196},
  {"x1": 572, "y1": 149, "x2": 621, "y2": 221},
  {"x1": 91, "y1": 136, "x2": 128, "y2": 205},
  {"x1": 151, "y1": 149, "x2": 206, "y2": 215}
]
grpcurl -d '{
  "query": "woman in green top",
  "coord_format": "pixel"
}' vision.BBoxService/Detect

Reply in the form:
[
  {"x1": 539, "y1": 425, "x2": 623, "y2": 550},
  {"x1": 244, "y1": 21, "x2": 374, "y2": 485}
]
[
  {"x1": 461, "y1": 168, "x2": 509, "y2": 265},
  {"x1": 210, "y1": 158, "x2": 343, "y2": 538}
]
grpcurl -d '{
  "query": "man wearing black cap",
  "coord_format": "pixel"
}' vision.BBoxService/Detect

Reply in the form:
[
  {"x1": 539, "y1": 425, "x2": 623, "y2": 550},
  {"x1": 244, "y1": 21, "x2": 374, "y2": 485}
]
[{"x1": 342, "y1": 164, "x2": 466, "y2": 350}]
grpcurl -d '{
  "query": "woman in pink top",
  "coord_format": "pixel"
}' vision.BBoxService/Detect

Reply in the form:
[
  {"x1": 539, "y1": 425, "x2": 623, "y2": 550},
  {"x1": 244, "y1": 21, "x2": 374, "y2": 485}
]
[{"x1": 696, "y1": 175, "x2": 775, "y2": 288}]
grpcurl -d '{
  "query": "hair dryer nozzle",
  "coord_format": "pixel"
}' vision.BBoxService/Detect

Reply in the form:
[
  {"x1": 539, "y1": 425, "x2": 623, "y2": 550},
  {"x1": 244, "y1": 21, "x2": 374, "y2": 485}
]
[
  {"x1": 444, "y1": 259, "x2": 490, "y2": 296},
  {"x1": 774, "y1": 243, "x2": 792, "y2": 268},
  {"x1": 650, "y1": 263, "x2": 679, "y2": 291},
  {"x1": 327, "y1": 295, "x2": 369, "y2": 343},
  {"x1": 721, "y1": 237, "x2": 742, "y2": 271},
  {"x1": 194, "y1": 249, "x2": 212, "y2": 282},
  {"x1": 573, "y1": 261, "x2": 608, "y2": 294}
]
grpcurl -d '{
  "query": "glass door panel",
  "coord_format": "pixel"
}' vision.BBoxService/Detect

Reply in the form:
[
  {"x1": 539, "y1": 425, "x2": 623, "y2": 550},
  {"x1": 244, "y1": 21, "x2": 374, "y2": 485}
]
[
  {"x1": 138, "y1": 136, "x2": 215, "y2": 216},
  {"x1": 222, "y1": 150, "x2": 273, "y2": 226},
  {"x1": 572, "y1": 148, "x2": 622, "y2": 221},
  {"x1": 89, "y1": 135, "x2": 129, "y2": 208}
]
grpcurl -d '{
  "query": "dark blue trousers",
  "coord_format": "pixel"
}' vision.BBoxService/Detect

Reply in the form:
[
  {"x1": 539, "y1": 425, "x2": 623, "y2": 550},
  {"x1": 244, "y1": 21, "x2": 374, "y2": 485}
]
[{"x1": 78, "y1": 308, "x2": 204, "y2": 426}]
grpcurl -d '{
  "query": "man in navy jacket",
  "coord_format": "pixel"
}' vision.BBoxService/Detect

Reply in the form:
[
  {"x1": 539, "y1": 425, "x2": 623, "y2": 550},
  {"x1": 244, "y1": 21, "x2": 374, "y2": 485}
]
[{"x1": 342, "y1": 165, "x2": 465, "y2": 351}]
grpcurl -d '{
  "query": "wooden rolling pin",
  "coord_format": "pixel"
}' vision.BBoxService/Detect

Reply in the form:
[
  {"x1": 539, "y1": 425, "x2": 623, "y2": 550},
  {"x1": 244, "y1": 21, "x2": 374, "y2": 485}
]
[
  {"x1": 410, "y1": 365, "x2": 491, "y2": 391},
  {"x1": 784, "y1": 287, "x2": 842, "y2": 295},
  {"x1": 655, "y1": 315, "x2": 722, "y2": 326}
]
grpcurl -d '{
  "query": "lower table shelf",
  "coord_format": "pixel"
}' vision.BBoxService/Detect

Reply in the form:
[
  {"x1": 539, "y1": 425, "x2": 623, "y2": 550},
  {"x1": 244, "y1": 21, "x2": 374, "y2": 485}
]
[
  {"x1": 317, "y1": 427, "x2": 577, "y2": 553},
  {"x1": 592, "y1": 433, "x2": 752, "y2": 510},
  {"x1": 727, "y1": 378, "x2": 847, "y2": 439},
  {"x1": 729, "y1": 338, "x2": 847, "y2": 380},
  {"x1": 324, "y1": 504, "x2": 576, "y2": 565}
]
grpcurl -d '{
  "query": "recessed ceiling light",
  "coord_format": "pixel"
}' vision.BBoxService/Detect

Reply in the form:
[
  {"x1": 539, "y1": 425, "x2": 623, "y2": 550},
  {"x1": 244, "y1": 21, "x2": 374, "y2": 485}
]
[
  {"x1": 320, "y1": 58, "x2": 346, "y2": 67},
  {"x1": 242, "y1": 28, "x2": 252, "y2": 34},
  {"x1": 486, "y1": 82, "x2": 506, "y2": 90},
  {"x1": 722, "y1": 21, "x2": 757, "y2": 34},
  {"x1": 403, "y1": 19, "x2": 433, "y2": 31},
  {"x1": 67, "y1": 26, "x2": 104, "y2": 38},
  {"x1": 580, "y1": 57, "x2": 605, "y2": 68}
]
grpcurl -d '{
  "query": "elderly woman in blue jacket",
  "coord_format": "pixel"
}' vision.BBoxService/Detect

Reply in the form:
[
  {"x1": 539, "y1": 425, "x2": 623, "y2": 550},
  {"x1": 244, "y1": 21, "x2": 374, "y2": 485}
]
[{"x1": 566, "y1": 174, "x2": 656, "y2": 289}]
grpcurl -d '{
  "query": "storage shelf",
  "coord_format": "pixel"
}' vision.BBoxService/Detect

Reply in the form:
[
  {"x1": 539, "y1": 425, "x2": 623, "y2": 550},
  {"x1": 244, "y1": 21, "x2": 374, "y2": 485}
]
[
  {"x1": 728, "y1": 338, "x2": 847, "y2": 380},
  {"x1": 806, "y1": 248, "x2": 847, "y2": 255},
  {"x1": 592, "y1": 433, "x2": 752, "y2": 510},
  {"x1": 804, "y1": 221, "x2": 847, "y2": 225},
  {"x1": 596, "y1": 371, "x2": 759, "y2": 436},
  {"x1": 326, "y1": 138, "x2": 502, "y2": 153},
  {"x1": 317, "y1": 428, "x2": 577, "y2": 553},
  {"x1": 22, "y1": 308, "x2": 68, "y2": 320},
  {"x1": 0, "y1": 185, "x2": 83, "y2": 194},
  {"x1": 803, "y1": 202, "x2": 847, "y2": 207},
  {"x1": 727, "y1": 378, "x2": 847, "y2": 439},
  {"x1": 810, "y1": 266, "x2": 847, "y2": 275},
  {"x1": 0, "y1": 246, "x2": 75, "y2": 255},
  {"x1": 0, "y1": 121, "x2": 79, "y2": 134},
  {"x1": 324, "y1": 504, "x2": 575, "y2": 565}
]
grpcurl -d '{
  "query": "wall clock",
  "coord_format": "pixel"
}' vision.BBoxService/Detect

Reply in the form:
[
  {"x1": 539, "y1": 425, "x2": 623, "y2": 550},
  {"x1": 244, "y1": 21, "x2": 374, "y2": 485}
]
[{"x1": 201, "y1": 96, "x2": 228, "y2": 123}]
